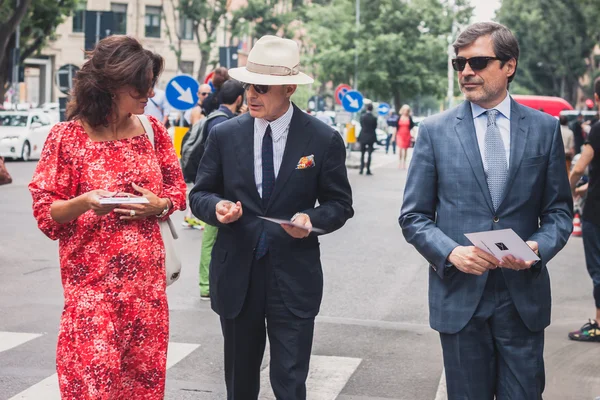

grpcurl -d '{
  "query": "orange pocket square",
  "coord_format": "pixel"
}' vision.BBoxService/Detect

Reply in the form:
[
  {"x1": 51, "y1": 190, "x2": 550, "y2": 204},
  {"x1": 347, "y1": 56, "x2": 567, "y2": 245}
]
[{"x1": 296, "y1": 155, "x2": 315, "y2": 170}]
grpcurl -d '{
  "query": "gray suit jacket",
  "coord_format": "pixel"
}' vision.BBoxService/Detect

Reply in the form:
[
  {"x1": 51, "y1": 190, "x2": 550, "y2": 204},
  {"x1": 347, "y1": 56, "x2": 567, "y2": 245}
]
[{"x1": 399, "y1": 99, "x2": 573, "y2": 334}]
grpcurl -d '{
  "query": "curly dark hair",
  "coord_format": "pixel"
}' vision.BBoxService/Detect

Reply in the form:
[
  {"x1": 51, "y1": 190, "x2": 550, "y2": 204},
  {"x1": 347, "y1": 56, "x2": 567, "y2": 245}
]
[{"x1": 67, "y1": 35, "x2": 164, "y2": 127}]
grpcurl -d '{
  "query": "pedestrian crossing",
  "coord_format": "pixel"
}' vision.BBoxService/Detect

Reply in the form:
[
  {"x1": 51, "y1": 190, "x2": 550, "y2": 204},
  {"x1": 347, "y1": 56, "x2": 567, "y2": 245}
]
[
  {"x1": 1, "y1": 331, "x2": 199, "y2": 400},
  {"x1": 0, "y1": 331, "x2": 363, "y2": 400}
]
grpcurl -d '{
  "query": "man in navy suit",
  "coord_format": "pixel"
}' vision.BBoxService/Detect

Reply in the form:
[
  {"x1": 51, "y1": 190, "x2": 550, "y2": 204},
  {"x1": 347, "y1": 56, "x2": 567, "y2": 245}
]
[
  {"x1": 399, "y1": 22, "x2": 572, "y2": 399},
  {"x1": 189, "y1": 35, "x2": 353, "y2": 400}
]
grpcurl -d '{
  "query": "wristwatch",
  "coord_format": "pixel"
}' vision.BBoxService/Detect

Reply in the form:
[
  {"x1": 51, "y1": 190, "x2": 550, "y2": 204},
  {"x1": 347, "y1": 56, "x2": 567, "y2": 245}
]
[{"x1": 156, "y1": 198, "x2": 171, "y2": 218}]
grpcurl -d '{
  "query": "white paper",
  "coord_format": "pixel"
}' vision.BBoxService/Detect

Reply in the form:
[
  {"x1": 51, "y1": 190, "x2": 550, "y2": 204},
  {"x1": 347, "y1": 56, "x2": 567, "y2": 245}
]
[
  {"x1": 464, "y1": 228, "x2": 540, "y2": 262},
  {"x1": 98, "y1": 197, "x2": 149, "y2": 205},
  {"x1": 258, "y1": 216, "x2": 325, "y2": 234}
]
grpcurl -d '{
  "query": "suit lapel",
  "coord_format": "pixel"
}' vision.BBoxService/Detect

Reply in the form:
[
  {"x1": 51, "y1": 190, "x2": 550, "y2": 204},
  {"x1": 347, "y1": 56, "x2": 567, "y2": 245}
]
[
  {"x1": 266, "y1": 106, "x2": 313, "y2": 210},
  {"x1": 454, "y1": 101, "x2": 495, "y2": 213},
  {"x1": 497, "y1": 99, "x2": 529, "y2": 210},
  {"x1": 233, "y1": 114, "x2": 262, "y2": 207}
]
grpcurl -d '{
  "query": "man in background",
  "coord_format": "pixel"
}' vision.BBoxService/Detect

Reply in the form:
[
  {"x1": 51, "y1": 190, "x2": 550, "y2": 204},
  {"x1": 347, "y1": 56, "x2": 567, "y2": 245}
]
[{"x1": 144, "y1": 86, "x2": 171, "y2": 127}]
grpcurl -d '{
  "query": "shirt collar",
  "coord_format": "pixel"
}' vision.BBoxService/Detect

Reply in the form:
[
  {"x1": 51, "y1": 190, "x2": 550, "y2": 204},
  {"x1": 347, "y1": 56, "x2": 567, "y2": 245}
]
[
  {"x1": 471, "y1": 92, "x2": 511, "y2": 120},
  {"x1": 255, "y1": 102, "x2": 294, "y2": 142}
]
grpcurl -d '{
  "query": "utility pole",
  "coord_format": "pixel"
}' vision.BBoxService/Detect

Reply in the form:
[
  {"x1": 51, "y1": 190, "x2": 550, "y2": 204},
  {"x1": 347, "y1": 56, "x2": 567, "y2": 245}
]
[
  {"x1": 12, "y1": 0, "x2": 21, "y2": 109},
  {"x1": 354, "y1": 0, "x2": 359, "y2": 91}
]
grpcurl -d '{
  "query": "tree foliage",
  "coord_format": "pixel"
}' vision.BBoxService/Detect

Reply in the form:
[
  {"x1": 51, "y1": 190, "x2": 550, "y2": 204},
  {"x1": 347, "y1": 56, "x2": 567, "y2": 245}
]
[
  {"x1": 178, "y1": 0, "x2": 228, "y2": 82},
  {"x1": 0, "y1": 0, "x2": 77, "y2": 101},
  {"x1": 303, "y1": 0, "x2": 472, "y2": 110},
  {"x1": 496, "y1": 0, "x2": 596, "y2": 104}
]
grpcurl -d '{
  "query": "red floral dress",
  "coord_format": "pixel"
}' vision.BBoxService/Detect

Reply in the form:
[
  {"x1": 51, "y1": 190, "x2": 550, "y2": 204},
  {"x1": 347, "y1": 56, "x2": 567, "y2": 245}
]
[{"x1": 29, "y1": 116, "x2": 186, "y2": 400}]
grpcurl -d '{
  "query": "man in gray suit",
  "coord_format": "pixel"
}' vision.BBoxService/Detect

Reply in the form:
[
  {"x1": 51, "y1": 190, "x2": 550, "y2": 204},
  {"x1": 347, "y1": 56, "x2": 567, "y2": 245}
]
[{"x1": 399, "y1": 22, "x2": 572, "y2": 399}]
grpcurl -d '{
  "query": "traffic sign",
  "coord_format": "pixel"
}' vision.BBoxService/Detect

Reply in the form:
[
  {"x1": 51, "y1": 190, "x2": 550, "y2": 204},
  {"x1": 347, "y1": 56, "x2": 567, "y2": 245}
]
[
  {"x1": 342, "y1": 90, "x2": 364, "y2": 113},
  {"x1": 335, "y1": 84, "x2": 352, "y2": 105},
  {"x1": 166, "y1": 75, "x2": 199, "y2": 111},
  {"x1": 378, "y1": 102, "x2": 391, "y2": 116},
  {"x1": 56, "y1": 64, "x2": 80, "y2": 95}
]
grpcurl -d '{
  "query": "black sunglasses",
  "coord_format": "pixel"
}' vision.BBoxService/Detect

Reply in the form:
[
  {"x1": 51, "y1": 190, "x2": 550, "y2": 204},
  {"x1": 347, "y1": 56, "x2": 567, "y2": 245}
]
[
  {"x1": 199, "y1": 92, "x2": 210, "y2": 96},
  {"x1": 242, "y1": 83, "x2": 270, "y2": 95},
  {"x1": 451, "y1": 56, "x2": 503, "y2": 72}
]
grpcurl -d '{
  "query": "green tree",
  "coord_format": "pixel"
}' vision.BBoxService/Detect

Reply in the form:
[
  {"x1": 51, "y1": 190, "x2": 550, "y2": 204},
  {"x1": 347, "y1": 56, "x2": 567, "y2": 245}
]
[
  {"x1": 0, "y1": 0, "x2": 77, "y2": 101},
  {"x1": 496, "y1": 0, "x2": 595, "y2": 105},
  {"x1": 304, "y1": 0, "x2": 472, "y2": 111},
  {"x1": 229, "y1": 0, "x2": 298, "y2": 44},
  {"x1": 178, "y1": 0, "x2": 228, "y2": 82}
]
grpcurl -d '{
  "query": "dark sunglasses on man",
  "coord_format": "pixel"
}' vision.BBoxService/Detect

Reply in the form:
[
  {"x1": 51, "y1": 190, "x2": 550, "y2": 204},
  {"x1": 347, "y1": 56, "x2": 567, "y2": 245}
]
[
  {"x1": 242, "y1": 83, "x2": 270, "y2": 95},
  {"x1": 451, "y1": 56, "x2": 504, "y2": 72},
  {"x1": 199, "y1": 92, "x2": 211, "y2": 96}
]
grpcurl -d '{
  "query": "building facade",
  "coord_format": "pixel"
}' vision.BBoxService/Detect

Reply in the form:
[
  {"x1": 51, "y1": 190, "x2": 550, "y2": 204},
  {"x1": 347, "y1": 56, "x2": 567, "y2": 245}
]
[{"x1": 23, "y1": 0, "x2": 243, "y2": 105}]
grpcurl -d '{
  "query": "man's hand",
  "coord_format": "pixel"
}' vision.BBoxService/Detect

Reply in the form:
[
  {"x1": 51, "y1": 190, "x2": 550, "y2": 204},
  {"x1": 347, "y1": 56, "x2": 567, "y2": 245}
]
[
  {"x1": 215, "y1": 200, "x2": 243, "y2": 224},
  {"x1": 448, "y1": 246, "x2": 500, "y2": 276},
  {"x1": 282, "y1": 213, "x2": 312, "y2": 239},
  {"x1": 500, "y1": 241, "x2": 539, "y2": 271}
]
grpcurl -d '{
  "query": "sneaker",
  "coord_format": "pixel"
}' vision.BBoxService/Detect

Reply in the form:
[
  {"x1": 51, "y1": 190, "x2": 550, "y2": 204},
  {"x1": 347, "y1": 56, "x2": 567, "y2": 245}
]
[
  {"x1": 182, "y1": 216, "x2": 204, "y2": 230},
  {"x1": 568, "y1": 319, "x2": 600, "y2": 342},
  {"x1": 200, "y1": 293, "x2": 210, "y2": 301}
]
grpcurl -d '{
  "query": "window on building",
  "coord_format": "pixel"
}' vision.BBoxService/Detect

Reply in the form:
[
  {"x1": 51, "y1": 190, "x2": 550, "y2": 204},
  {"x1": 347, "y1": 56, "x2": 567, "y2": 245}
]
[
  {"x1": 180, "y1": 61, "x2": 194, "y2": 75},
  {"x1": 145, "y1": 6, "x2": 162, "y2": 38},
  {"x1": 111, "y1": 3, "x2": 127, "y2": 34},
  {"x1": 72, "y1": 1, "x2": 87, "y2": 33},
  {"x1": 180, "y1": 17, "x2": 194, "y2": 40}
]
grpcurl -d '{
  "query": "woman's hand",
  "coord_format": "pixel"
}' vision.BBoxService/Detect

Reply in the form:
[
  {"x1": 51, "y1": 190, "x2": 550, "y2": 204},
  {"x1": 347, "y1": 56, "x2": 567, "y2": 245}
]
[
  {"x1": 113, "y1": 183, "x2": 169, "y2": 220},
  {"x1": 85, "y1": 189, "x2": 118, "y2": 216}
]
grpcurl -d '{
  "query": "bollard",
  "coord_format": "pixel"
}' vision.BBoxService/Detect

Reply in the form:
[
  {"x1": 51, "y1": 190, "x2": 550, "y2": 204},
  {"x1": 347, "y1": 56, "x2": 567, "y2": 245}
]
[{"x1": 173, "y1": 126, "x2": 188, "y2": 159}]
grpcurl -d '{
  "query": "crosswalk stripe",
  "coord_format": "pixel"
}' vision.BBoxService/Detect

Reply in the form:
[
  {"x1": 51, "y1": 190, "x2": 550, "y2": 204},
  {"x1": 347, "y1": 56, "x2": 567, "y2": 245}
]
[
  {"x1": 259, "y1": 355, "x2": 362, "y2": 399},
  {"x1": 8, "y1": 342, "x2": 200, "y2": 400},
  {"x1": 166, "y1": 342, "x2": 200, "y2": 369},
  {"x1": 434, "y1": 368, "x2": 447, "y2": 400},
  {"x1": 0, "y1": 332, "x2": 43, "y2": 353}
]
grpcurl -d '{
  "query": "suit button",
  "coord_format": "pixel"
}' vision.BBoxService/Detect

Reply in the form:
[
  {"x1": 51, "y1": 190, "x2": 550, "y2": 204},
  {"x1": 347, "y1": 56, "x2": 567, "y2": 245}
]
[{"x1": 493, "y1": 216, "x2": 499, "y2": 223}]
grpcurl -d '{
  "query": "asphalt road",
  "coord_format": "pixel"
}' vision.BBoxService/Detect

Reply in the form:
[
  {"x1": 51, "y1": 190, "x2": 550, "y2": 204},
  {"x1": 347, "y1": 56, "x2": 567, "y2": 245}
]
[{"x1": 0, "y1": 152, "x2": 599, "y2": 400}]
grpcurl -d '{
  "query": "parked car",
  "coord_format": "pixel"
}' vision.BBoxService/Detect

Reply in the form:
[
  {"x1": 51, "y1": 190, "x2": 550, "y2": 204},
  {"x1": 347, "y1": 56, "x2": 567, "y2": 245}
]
[
  {"x1": 0, "y1": 110, "x2": 53, "y2": 161},
  {"x1": 559, "y1": 110, "x2": 598, "y2": 125}
]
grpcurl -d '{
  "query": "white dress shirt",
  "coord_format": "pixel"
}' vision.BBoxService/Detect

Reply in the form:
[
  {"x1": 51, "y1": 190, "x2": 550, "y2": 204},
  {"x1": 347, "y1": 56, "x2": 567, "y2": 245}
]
[
  {"x1": 254, "y1": 103, "x2": 294, "y2": 197},
  {"x1": 470, "y1": 92, "x2": 512, "y2": 170}
]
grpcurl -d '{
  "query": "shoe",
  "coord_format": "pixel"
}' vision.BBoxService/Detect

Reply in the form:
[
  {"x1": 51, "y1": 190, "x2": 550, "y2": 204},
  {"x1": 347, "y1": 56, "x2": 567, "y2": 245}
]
[
  {"x1": 359, "y1": 170, "x2": 364, "y2": 175},
  {"x1": 200, "y1": 293, "x2": 210, "y2": 301},
  {"x1": 366, "y1": 171, "x2": 373, "y2": 176},
  {"x1": 568, "y1": 319, "x2": 600, "y2": 342},
  {"x1": 182, "y1": 216, "x2": 204, "y2": 230}
]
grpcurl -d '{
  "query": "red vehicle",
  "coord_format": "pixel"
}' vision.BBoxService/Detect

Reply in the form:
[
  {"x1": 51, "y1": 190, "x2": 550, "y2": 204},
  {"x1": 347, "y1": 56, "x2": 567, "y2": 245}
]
[{"x1": 511, "y1": 95, "x2": 573, "y2": 117}]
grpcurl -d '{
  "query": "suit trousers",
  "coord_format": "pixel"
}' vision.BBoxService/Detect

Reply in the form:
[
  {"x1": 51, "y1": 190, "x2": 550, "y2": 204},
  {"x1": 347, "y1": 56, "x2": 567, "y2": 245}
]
[
  {"x1": 360, "y1": 143, "x2": 374, "y2": 173},
  {"x1": 439, "y1": 269, "x2": 545, "y2": 400},
  {"x1": 220, "y1": 253, "x2": 315, "y2": 400}
]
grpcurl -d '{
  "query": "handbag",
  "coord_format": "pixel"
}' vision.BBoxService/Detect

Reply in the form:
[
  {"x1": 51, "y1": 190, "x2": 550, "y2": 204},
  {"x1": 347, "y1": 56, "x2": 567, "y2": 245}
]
[
  {"x1": 137, "y1": 114, "x2": 182, "y2": 286},
  {"x1": 0, "y1": 156, "x2": 12, "y2": 185}
]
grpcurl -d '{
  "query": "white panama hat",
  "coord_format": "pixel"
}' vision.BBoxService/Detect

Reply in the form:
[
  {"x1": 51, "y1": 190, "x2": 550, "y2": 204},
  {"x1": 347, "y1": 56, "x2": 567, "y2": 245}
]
[{"x1": 228, "y1": 35, "x2": 314, "y2": 86}]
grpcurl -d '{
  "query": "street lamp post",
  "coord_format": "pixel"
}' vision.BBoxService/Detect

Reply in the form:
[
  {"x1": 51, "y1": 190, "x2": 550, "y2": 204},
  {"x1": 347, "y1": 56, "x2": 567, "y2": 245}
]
[
  {"x1": 354, "y1": 0, "x2": 359, "y2": 91},
  {"x1": 12, "y1": 0, "x2": 21, "y2": 110}
]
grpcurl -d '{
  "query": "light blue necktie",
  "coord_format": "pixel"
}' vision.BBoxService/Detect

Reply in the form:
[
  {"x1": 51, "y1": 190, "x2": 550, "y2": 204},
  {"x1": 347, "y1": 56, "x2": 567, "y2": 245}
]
[{"x1": 485, "y1": 109, "x2": 508, "y2": 211}]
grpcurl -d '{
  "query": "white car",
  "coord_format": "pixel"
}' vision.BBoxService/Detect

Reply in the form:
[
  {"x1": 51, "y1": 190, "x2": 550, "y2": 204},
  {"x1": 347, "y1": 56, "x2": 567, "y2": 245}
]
[{"x1": 0, "y1": 111, "x2": 53, "y2": 161}]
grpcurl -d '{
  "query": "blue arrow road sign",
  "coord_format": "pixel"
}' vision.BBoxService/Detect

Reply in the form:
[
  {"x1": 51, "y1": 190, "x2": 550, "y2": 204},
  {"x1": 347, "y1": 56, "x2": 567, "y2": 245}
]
[
  {"x1": 165, "y1": 75, "x2": 199, "y2": 111},
  {"x1": 378, "y1": 102, "x2": 391, "y2": 116},
  {"x1": 342, "y1": 90, "x2": 364, "y2": 113}
]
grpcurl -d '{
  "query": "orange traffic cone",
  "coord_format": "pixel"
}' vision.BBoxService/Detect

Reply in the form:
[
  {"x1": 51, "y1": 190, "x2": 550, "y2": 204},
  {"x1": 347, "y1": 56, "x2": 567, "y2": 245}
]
[{"x1": 573, "y1": 213, "x2": 582, "y2": 237}]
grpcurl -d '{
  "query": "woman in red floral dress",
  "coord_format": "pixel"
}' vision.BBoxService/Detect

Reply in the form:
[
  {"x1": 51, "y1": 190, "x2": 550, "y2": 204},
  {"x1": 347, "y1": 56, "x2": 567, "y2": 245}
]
[{"x1": 29, "y1": 36, "x2": 186, "y2": 399}]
